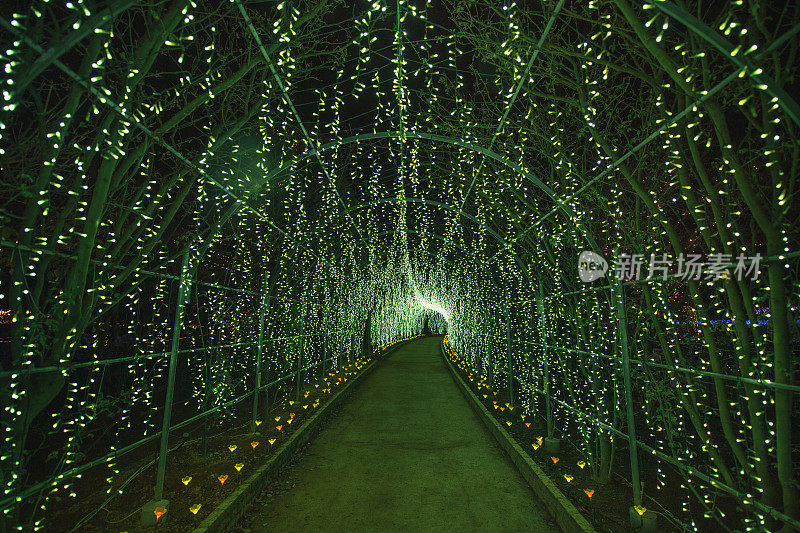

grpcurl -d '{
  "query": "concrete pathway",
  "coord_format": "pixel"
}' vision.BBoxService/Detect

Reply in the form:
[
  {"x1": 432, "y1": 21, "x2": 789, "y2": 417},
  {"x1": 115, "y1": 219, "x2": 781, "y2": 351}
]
[{"x1": 246, "y1": 336, "x2": 554, "y2": 532}]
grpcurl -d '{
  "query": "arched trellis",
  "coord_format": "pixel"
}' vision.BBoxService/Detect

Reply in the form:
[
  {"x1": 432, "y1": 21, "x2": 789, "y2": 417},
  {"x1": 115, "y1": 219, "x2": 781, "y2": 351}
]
[
  {"x1": 349, "y1": 229, "x2": 469, "y2": 268},
  {"x1": 14, "y1": 0, "x2": 796, "y2": 292},
  {"x1": 1, "y1": 13, "x2": 642, "y2": 521},
  {"x1": 6, "y1": 0, "x2": 797, "y2": 131},
  {"x1": 5, "y1": 0, "x2": 796, "y2": 124},
  {"x1": 261, "y1": 131, "x2": 600, "y2": 253},
  {"x1": 2, "y1": 0, "x2": 794, "y2": 287},
  {"x1": 332, "y1": 196, "x2": 534, "y2": 286},
  {"x1": 2, "y1": 2, "x2": 798, "y2": 529}
]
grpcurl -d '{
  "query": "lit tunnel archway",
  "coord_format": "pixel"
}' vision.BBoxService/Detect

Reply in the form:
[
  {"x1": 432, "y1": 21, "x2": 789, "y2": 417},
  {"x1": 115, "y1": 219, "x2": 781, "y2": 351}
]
[{"x1": 0, "y1": 0, "x2": 798, "y2": 531}]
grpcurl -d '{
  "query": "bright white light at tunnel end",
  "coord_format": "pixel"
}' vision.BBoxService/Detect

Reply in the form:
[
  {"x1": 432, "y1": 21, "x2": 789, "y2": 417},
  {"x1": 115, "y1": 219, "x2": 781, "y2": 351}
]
[{"x1": 412, "y1": 287, "x2": 451, "y2": 324}]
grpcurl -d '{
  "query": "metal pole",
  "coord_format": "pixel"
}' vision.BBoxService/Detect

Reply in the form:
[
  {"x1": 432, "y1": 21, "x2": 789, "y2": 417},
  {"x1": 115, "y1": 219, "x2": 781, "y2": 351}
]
[
  {"x1": 505, "y1": 299, "x2": 513, "y2": 404},
  {"x1": 480, "y1": 313, "x2": 486, "y2": 377},
  {"x1": 486, "y1": 313, "x2": 494, "y2": 389},
  {"x1": 262, "y1": 273, "x2": 281, "y2": 420},
  {"x1": 321, "y1": 308, "x2": 328, "y2": 380},
  {"x1": 295, "y1": 300, "x2": 307, "y2": 403},
  {"x1": 154, "y1": 252, "x2": 191, "y2": 502},
  {"x1": 251, "y1": 271, "x2": 271, "y2": 432},
  {"x1": 614, "y1": 278, "x2": 641, "y2": 506},
  {"x1": 537, "y1": 281, "x2": 553, "y2": 438}
]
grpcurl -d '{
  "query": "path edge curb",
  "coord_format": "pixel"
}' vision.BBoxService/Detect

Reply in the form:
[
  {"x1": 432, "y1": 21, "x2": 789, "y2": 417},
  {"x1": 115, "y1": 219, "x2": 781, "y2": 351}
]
[
  {"x1": 440, "y1": 340, "x2": 596, "y2": 533},
  {"x1": 191, "y1": 337, "x2": 417, "y2": 533}
]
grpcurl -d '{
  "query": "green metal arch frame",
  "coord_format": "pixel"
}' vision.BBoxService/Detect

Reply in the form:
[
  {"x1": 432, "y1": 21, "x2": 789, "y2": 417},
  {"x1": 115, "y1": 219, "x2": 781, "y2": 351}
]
[
  {"x1": 17, "y1": 0, "x2": 796, "y2": 269},
  {"x1": 327, "y1": 197, "x2": 533, "y2": 285},
  {"x1": 262, "y1": 131, "x2": 600, "y2": 252},
  {"x1": 351, "y1": 229, "x2": 477, "y2": 267},
  {"x1": 9, "y1": 1, "x2": 798, "y2": 130},
  {"x1": 323, "y1": 230, "x2": 462, "y2": 270}
]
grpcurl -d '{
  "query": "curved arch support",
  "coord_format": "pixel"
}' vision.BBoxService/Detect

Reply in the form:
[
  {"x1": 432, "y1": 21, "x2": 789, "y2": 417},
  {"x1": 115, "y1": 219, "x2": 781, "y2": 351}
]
[
  {"x1": 332, "y1": 197, "x2": 533, "y2": 286},
  {"x1": 261, "y1": 131, "x2": 600, "y2": 252}
]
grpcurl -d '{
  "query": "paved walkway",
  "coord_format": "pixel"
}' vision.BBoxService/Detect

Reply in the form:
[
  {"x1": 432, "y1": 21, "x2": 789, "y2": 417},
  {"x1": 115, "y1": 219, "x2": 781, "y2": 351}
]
[{"x1": 246, "y1": 336, "x2": 553, "y2": 532}]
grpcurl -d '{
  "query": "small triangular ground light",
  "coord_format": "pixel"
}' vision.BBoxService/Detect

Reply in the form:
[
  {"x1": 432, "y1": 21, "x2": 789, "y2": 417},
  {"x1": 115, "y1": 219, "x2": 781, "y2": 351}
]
[
  {"x1": 255, "y1": 420, "x2": 262, "y2": 426},
  {"x1": 235, "y1": 463, "x2": 244, "y2": 471},
  {"x1": 506, "y1": 420, "x2": 512, "y2": 426},
  {"x1": 525, "y1": 422, "x2": 531, "y2": 427},
  {"x1": 290, "y1": 413, "x2": 295, "y2": 418},
  {"x1": 228, "y1": 444, "x2": 237, "y2": 452},
  {"x1": 218, "y1": 474, "x2": 228, "y2": 484},
  {"x1": 275, "y1": 416, "x2": 281, "y2": 422},
  {"x1": 551, "y1": 457, "x2": 559, "y2": 464},
  {"x1": 268, "y1": 438, "x2": 277, "y2": 445},
  {"x1": 154, "y1": 507, "x2": 167, "y2": 522},
  {"x1": 276, "y1": 425, "x2": 283, "y2": 431},
  {"x1": 251, "y1": 440, "x2": 259, "y2": 449},
  {"x1": 313, "y1": 403, "x2": 319, "y2": 408},
  {"x1": 584, "y1": 489, "x2": 594, "y2": 499},
  {"x1": 286, "y1": 418, "x2": 293, "y2": 424},
  {"x1": 564, "y1": 474, "x2": 573, "y2": 483},
  {"x1": 577, "y1": 461, "x2": 586, "y2": 469},
  {"x1": 181, "y1": 476, "x2": 192, "y2": 485},
  {"x1": 634, "y1": 505, "x2": 647, "y2": 516},
  {"x1": 190, "y1": 504, "x2": 202, "y2": 515},
  {"x1": 303, "y1": 405, "x2": 309, "y2": 409},
  {"x1": 532, "y1": 442, "x2": 540, "y2": 450}
]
